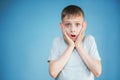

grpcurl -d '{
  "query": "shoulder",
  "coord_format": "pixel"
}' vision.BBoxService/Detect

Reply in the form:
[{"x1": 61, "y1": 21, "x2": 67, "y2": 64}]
[
  {"x1": 51, "y1": 36, "x2": 66, "y2": 51},
  {"x1": 53, "y1": 36, "x2": 63, "y2": 43},
  {"x1": 83, "y1": 34, "x2": 96, "y2": 46},
  {"x1": 52, "y1": 36, "x2": 64, "y2": 45},
  {"x1": 84, "y1": 35, "x2": 95, "y2": 41}
]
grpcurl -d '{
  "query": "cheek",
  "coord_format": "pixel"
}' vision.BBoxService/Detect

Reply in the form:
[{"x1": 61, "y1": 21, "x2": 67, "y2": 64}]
[
  {"x1": 66, "y1": 31, "x2": 70, "y2": 37},
  {"x1": 65, "y1": 29, "x2": 71, "y2": 37},
  {"x1": 77, "y1": 27, "x2": 82, "y2": 33},
  {"x1": 65, "y1": 28, "x2": 70, "y2": 33},
  {"x1": 80, "y1": 26, "x2": 82, "y2": 30}
]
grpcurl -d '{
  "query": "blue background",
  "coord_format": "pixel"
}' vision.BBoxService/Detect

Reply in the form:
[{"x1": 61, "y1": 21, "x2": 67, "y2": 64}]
[{"x1": 0, "y1": 0, "x2": 120, "y2": 80}]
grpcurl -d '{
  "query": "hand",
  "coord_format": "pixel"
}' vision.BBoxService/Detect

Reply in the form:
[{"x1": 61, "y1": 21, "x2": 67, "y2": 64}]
[
  {"x1": 60, "y1": 23, "x2": 75, "y2": 47},
  {"x1": 75, "y1": 21, "x2": 86, "y2": 47}
]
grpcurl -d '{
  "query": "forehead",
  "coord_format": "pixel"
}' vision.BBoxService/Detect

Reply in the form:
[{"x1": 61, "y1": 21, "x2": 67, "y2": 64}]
[{"x1": 63, "y1": 16, "x2": 84, "y2": 23}]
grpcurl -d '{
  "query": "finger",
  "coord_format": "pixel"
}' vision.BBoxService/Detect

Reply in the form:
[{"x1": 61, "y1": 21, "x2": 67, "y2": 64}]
[
  {"x1": 77, "y1": 21, "x2": 86, "y2": 40},
  {"x1": 81, "y1": 27, "x2": 85, "y2": 34},
  {"x1": 79, "y1": 23, "x2": 86, "y2": 36},
  {"x1": 77, "y1": 27, "x2": 83, "y2": 38},
  {"x1": 77, "y1": 32, "x2": 82, "y2": 40},
  {"x1": 78, "y1": 27, "x2": 84, "y2": 40},
  {"x1": 64, "y1": 31, "x2": 70, "y2": 39},
  {"x1": 79, "y1": 26, "x2": 84, "y2": 36}
]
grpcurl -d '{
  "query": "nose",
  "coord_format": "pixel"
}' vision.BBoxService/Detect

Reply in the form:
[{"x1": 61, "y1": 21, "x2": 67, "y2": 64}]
[{"x1": 70, "y1": 26, "x2": 75, "y2": 33}]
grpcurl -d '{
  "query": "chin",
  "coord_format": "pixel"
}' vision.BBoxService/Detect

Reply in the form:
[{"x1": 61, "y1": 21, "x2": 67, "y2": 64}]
[
  {"x1": 72, "y1": 39, "x2": 76, "y2": 42},
  {"x1": 70, "y1": 36, "x2": 76, "y2": 42}
]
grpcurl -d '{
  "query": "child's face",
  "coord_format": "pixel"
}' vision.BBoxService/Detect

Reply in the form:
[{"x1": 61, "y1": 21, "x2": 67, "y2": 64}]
[{"x1": 62, "y1": 16, "x2": 85, "y2": 42}]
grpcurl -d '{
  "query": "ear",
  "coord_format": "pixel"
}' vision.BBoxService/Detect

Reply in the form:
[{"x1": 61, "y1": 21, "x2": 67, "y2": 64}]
[
  {"x1": 82, "y1": 21, "x2": 87, "y2": 30},
  {"x1": 82, "y1": 21, "x2": 86, "y2": 27},
  {"x1": 60, "y1": 22, "x2": 62, "y2": 29},
  {"x1": 60, "y1": 22, "x2": 64, "y2": 30}
]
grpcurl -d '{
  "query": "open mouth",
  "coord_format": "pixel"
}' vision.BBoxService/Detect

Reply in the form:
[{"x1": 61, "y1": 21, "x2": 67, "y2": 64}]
[{"x1": 71, "y1": 35, "x2": 76, "y2": 37}]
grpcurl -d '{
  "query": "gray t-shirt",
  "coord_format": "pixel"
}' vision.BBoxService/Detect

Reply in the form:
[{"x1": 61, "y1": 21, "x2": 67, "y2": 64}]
[{"x1": 48, "y1": 35, "x2": 101, "y2": 80}]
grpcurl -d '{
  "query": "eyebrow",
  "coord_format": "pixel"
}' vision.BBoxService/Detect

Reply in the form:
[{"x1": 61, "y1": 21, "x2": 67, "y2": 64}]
[{"x1": 63, "y1": 21, "x2": 82, "y2": 23}]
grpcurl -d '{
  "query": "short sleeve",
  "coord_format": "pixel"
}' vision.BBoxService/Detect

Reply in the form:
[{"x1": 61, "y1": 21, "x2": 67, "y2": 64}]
[
  {"x1": 85, "y1": 35, "x2": 101, "y2": 60},
  {"x1": 48, "y1": 37, "x2": 60, "y2": 62}
]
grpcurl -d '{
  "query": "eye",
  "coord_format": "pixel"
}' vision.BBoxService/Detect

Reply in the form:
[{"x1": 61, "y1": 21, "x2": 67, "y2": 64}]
[
  {"x1": 64, "y1": 23, "x2": 71, "y2": 27},
  {"x1": 76, "y1": 23, "x2": 81, "y2": 27}
]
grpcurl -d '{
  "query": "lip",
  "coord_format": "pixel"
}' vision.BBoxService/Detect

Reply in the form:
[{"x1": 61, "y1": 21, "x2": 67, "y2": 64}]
[
  {"x1": 71, "y1": 35, "x2": 76, "y2": 37},
  {"x1": 70, "y1": 35, "x2": 76, "y2": 42}
]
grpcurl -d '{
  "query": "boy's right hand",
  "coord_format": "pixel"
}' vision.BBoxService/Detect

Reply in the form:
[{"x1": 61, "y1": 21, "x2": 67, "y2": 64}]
[{"x1": 60, "y1": 23, "x2": 75, "y2": 48}]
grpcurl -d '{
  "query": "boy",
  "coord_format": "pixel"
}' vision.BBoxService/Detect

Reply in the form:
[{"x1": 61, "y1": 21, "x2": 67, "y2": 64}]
[{"x1": 48, "y1": 5, "x2": 102, "y2": 80}]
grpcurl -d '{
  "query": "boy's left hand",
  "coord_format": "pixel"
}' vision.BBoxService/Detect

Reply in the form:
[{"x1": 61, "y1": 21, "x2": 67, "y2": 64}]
[{"x1": 75, "y1": 22, "x2": 86, "y2": 47}]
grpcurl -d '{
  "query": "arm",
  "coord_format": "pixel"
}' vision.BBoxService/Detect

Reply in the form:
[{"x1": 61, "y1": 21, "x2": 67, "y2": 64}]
[
  {"x1": 76, "y1": 45, "x2": 102, "y2": 77},
  {"x1": 49, "y1": 23, "x2": 75, "y2": 78},
  {"x1": 49, "y1": 46, "x2": 74, "y2": 78},
  {"x1": 75, "y1": 22, "x2": 102, "y2": 77}
]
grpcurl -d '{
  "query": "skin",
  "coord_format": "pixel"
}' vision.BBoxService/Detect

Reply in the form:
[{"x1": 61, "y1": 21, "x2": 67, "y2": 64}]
[{"x1": 49, "y1": 16, "x2": 102, "y2": 78}]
